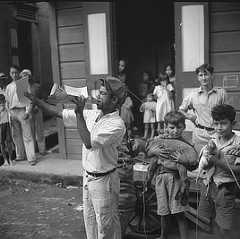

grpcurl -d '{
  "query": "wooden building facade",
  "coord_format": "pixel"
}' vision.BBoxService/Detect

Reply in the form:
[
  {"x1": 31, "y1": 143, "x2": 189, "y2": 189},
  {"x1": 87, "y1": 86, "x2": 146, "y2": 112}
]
[
  {"x1": 48, "y1": 1, "x2": 240, "y2": 160},
  {"x1": 0, "y1": 2, "x2": 53, "y2": 98}
]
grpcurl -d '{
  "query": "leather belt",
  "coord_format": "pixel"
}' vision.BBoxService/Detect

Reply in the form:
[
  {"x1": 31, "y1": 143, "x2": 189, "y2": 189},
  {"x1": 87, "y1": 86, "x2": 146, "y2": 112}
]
[
  {"x1": 86, "y1": 168, "x2": 116, "y2": 177},
  {"x1": 196, "y1": 123, "x2": 214, "y2": 131},
  {"x1": 11, "y1": 107, "x2": 26, "y2": 110}
]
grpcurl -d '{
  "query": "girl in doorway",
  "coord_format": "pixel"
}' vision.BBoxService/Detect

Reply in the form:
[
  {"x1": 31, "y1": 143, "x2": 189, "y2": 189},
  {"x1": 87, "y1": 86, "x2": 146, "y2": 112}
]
[
  {"x1": 165, "y1": 64, "x2": 176, "y2": 85},
  {"x1": 139, "y1": 93, "x2": 156, "y2": 139},
  {"x1": 153, "y1": 74, "x2": 174, "y2": 134},
  {"x1": 165, "y1": 64, "x2": 176, "y2": 107}
]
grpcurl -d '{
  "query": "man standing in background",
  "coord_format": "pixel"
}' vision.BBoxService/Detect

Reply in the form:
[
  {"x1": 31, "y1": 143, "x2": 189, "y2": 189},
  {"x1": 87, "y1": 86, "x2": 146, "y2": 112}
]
[
  {"x1": 5, "y1": 65, "x2": 36, "y2": 165},
  {"x1": 179, "y1": 63, "x2": 227, "y2": 154}
]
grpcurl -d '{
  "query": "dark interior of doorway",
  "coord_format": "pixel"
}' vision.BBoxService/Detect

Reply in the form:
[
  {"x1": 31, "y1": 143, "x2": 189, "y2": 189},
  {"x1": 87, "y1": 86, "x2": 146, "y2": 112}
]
[
  {"x1": 115, "y1": 1, "x2": 175, "y2": 130},
  {"x1": 17, "y1": 20, "x2": 33, "y2": 70}
]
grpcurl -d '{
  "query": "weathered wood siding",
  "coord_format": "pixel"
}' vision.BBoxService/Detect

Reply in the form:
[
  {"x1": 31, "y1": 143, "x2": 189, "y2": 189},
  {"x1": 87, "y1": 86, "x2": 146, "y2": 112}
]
[
  {"x1": 210, "y1": 2, "x2": 240, "y2": 129},
  {"x1": 53, "y1": 1, "x2": 113, "y2": 159},
  {"x1": 55, "y1": 1, "x2": 86, "y2": 159}
]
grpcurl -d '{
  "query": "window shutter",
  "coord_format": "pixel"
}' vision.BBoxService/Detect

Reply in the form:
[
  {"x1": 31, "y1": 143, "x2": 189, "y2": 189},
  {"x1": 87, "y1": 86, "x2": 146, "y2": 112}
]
[{"x1": 13, "y1": 3, "x2": 38, "y2": 23}]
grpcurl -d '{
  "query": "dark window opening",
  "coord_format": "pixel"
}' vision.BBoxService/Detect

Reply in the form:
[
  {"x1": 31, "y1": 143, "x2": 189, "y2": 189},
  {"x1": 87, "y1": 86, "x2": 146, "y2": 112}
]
[{"x1": 17, "y1": 20, "x2": 32, "y2": 70}]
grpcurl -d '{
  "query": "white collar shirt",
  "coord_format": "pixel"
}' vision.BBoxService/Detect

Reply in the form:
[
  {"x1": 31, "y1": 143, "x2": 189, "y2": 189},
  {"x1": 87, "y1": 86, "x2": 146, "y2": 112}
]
[
  {"x1": 179, "y1": 87, "x2": 226, "y2": 128},
  {"x1": 62, "y1": 109, "x2": 126, "y2": 173},
  {"x1": 4, "y1": 81, "x2": 31, "y2": 112}
]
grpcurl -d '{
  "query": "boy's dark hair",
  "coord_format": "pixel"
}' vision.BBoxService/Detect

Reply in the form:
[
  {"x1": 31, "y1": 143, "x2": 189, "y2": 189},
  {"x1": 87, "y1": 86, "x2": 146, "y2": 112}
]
[
  {"x1": 10, "y1": 64, "x2": 20, "y2": 72},
  {"x1": 211, "y1": 104, "x2": 236, "y2": 122},
  {"x1": 195, "y1": 63, "x2": 214, "y2": 75},
  {"x1": 164, "y1": 111, "x2": 186, "y2": 128}
]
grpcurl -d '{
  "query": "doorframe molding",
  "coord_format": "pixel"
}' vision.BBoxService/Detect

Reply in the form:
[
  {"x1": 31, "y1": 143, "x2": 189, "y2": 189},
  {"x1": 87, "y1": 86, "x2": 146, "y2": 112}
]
[
  {"x1": 174, "y1": 2, "x2": 209, "y2": 108},
  {"x1": 48, "y1": 1, "x2": 67, "y2": 159}
]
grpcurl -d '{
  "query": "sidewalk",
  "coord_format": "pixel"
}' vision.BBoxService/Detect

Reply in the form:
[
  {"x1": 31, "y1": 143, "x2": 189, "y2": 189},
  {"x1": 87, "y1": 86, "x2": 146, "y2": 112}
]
[{"x1": 0, "y1": 153, "x2": 84, "y2": 186}]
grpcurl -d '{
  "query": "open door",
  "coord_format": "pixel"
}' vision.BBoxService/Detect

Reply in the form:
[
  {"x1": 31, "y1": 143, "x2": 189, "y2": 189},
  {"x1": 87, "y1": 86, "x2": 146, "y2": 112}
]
[{"x1": 174, "y1": 2, "x2": 209, "y2": 109}]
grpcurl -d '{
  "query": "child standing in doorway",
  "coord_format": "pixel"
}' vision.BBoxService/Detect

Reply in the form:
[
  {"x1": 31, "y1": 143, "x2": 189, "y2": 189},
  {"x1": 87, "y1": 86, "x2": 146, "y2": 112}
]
[
  {"x1": 120, "y1": 91, "x2": 134, "y2": 137},
  {"x1": 165, "y1": 64, "x2": 176, "y2": 107},
  {"x1": 153, "y1": 74, "x2": 174, "y2": 134},
  {"x1": 139, "y1": 93, "x2": 156, "y2": 139}
]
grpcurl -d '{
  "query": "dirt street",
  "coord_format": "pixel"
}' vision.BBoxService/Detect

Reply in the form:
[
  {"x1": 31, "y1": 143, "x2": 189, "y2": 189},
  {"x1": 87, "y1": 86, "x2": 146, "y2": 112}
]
[{"x1": 0, "y1": 177, "x2": 85, "y2": 239}]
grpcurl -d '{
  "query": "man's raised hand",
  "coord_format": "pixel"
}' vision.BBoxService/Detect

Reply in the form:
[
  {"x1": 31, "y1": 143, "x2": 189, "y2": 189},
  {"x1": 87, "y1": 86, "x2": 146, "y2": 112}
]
[{"x1": 72, "y1": 96, "x2": 86, "y2": 115}]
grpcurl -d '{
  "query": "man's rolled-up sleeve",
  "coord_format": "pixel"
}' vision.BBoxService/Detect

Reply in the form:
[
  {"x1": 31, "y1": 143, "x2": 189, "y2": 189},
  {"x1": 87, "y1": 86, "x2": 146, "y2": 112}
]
[{"x1": 91, "y1": 121, "x2": 125, "y2": 149}]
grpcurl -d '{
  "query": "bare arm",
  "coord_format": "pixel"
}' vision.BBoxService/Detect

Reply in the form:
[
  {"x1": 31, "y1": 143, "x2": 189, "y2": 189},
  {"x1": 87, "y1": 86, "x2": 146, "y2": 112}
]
[
  {"x1": 72, "y1": 96, "x2": 91, "y2": 149},
  {"x1": 25, "y1": 92, "x2": 62, "y2": 118},
  {"x1": 179, "y1": 93, "x2": 197, "y2": 123},
  {"x1": 179, "y1": 109, "x2": 197, "y2": 124}
]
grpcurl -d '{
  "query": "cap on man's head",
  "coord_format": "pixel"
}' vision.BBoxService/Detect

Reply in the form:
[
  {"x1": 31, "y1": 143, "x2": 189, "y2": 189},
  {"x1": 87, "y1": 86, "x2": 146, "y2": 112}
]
[{"x1": 99, "y1": 76, "x2": 127, "y2": 106}]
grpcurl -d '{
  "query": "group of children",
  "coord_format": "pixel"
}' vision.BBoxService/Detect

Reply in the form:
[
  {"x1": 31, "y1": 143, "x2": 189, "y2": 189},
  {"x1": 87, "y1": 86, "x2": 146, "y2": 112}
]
[
  {"x1": 133, "y1": 104, "x2": 240, "y2": 239},
  {"x1": 120, "y1": 64, "x2": 176, "y2": 139},
  {"x1": 0, "y1": 65, "x2": 46, "y2": 166}
]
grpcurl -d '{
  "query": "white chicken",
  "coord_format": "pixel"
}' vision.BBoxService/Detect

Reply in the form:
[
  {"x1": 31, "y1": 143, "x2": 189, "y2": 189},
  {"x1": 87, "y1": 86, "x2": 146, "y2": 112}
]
[{"x1": 196, "y1": 140, "x2": 217, "y2": 183}]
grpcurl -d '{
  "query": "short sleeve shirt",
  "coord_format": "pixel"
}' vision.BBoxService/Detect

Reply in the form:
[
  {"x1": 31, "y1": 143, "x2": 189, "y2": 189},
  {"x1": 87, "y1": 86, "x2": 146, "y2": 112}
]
[
  {"x1": 62, "y1": 109, "x2": 126, "y2": 173},
  {"x1": 212, "y1": 133, "x2": 240, "y2": 186},
  {"x1": 179, "y1": 87, "x2": 226, "y2": 128}
]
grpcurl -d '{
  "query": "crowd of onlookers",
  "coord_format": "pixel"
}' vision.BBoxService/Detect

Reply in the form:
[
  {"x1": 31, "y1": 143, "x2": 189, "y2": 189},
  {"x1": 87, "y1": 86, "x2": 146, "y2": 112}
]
[
  {"x1": 0, "y1": 65, "x2": 46, "y2": 167},
  {"x1": 1, "y1": 60, "x2": 240, "y2": 239},
  {"x1": 117, "y1": 59, "x2": 176, "y2": 139},
  {"x1": 131, "y1": 63, "x2": 240, "y2": 239}
]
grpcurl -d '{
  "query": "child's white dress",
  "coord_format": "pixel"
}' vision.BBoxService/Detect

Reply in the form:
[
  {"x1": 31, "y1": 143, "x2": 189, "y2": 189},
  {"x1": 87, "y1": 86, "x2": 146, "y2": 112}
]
[
  {"x1": 140, "y1": 101, "x2": 156, "y2": 123},
  {"x1": 153, "y1": 84, "x2": 174, "y2": 122}
]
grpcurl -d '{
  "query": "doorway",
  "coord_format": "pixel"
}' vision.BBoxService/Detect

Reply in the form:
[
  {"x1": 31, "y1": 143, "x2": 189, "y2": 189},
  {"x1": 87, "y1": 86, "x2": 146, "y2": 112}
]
[
  {"x1": 17, "y1": 20, "x2": 33, "y2": 70},
  {"x1": 115, "y1": 1, "x2": 175, "y2": 129}
]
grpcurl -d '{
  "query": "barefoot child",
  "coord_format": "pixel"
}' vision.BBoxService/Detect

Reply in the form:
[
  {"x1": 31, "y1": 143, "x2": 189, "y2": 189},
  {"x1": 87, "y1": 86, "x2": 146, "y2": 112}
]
[
  {"x1": 139, "y1": 93, "x2": 156, "y2": 139},
  {"x1": 133, "y1": 111, "x2": 198, "y2": 239},
  {"x1": 153, "y1": 74, "x2": 174, "y2": 134},
  {"x1": 120, "y1": 91, "x2": 134, "y2": 137}
]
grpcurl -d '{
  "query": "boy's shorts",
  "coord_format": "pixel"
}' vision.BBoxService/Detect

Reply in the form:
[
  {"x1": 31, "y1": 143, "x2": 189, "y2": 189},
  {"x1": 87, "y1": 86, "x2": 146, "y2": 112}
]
[
  {"x1": 198, "y1": 181, "x2": 237, "y2": 230},
  {"x1": 155, "y1": 173, "x2": 187, "y2": 216}
]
